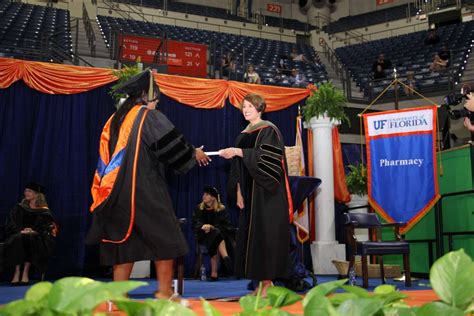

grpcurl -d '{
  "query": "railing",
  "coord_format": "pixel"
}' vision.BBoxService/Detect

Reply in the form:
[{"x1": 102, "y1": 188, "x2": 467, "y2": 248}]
[
  {"x1": 332, "y1": 21, "x2": 429, "y2": 48},
  {"x1": 96, "y1": 2, "x2": 298, "y2": 43},
  {"x1": 314, "y1": 13, "x2": 368, "y2": 44},
  {"x1": 82, "y1": 2, "x2": 96, "y2": 57},
  {"x1": 434, "y1": 188, "x2": 474, "y2": 258}
]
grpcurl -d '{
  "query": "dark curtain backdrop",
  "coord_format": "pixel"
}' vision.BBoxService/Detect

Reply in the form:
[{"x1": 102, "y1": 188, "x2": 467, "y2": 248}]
[
  {"x1": 0, "y1": 82, "x2": 308, "y2": 278},
  {"x1": 0, "y1": 81, "x2": 116, "y2": 278}
]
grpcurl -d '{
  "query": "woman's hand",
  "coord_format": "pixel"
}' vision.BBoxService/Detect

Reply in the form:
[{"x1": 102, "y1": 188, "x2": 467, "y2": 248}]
[
  {"x1": 464, "y1": 117, "x2": 474, "y2": 132},
  {"x1": 20, "y1": 228, "x2": 34, "y2": 234},
  {"x1": 236, "y1": 184, "x2": 244, "y2": 210},
  {"x1": 201, "y1": 224, "x2": 213, "y2": 233},
  {"x1": 196, "y1": 146, "x2": 211, "y2": 166},
  {"x1": 219, "y1": 147, "x2": 242, "y2": 159}
]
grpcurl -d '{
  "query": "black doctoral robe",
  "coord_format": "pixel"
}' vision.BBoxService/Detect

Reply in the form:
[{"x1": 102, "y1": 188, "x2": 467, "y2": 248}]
[
  {"x1": 86, "y1": 108, "x2": 196, "y2": 265},
  {"x1": 3, "y1": 204, "x2": 56, "y2": 273},
  {"x1": 192, "y1": 205, "x2": 234, "y2": 257},
  {"x1": 227, "y1": 121, "x2": 291, "y2": 280}
]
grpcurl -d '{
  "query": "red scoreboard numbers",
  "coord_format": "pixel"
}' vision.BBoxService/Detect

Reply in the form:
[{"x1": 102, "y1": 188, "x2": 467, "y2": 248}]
[
  {"x1": 119, "y1": 34, "x2": 208, "y2": 78},
  {"x1": 267, "y1": 3, "x2": 282, "y2": 14}
]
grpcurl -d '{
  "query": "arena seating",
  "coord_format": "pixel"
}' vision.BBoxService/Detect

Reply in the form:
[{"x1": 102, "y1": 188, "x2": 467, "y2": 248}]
[
  {"x1": 0, "y1": 0, "x2": 72, "y2": 62},
  {"x1": 112, "y1": 0, "x2": 313, "y2": 32},
  {"x1": 335, "y1": 21, "x2": 474, "y2": 97},
  {"x1": 322, "y1": 3, "x2": 417, "y2": 34},
  {"x1": 262, "y1": 14, "x2": 316, "y2": 32},
  {"x1": 97, "y1": 15, "x2": 328, "y2": 86}
]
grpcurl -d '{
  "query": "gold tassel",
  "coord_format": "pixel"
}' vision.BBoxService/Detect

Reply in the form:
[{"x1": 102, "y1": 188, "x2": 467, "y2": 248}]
[{"x1": 148, "y1": 70, "x2": 154, "y2": 101}]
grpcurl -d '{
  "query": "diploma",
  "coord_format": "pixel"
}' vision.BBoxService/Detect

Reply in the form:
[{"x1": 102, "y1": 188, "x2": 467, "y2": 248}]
[{"x1": 204, "y1": 151, "x2": 221, "y2": 156}]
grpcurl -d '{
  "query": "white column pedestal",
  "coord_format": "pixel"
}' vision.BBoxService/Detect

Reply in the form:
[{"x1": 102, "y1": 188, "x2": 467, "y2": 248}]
[
  {"x1": 310, "y1": 115, "x2": 346, "y2": 274},
  {"x1": 311, "y1": 241, "x2": 346, "y2": 274}
]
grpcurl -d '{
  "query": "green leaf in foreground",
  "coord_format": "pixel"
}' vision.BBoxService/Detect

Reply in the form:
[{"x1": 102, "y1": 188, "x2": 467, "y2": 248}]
[
  {"x1": 201, "y1": 298, "x2": 223, "y2": 316},
  {"x1": 415, "y1": 301, "x2": 465, "y2": 316},
  {"x1": 239, "y1": 294, "x2": 269, "y2": 311},
  {"x1": 266, "y1": 286, "x2": 302, "y2": 308},
  {"x1": 336, "y1": 298, "x2": 384, "y2": 316},
  {"x1": 429, "y1": 249, "x2": 474, "y2": 310},
  {"x1": 302, "y1": 279, "x2": 347, "y2": 307}
]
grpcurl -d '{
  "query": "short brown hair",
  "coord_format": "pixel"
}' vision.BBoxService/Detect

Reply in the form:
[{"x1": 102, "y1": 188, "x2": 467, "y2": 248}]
[{"x1": 240, "y1": 93, "x2": 266, "y2": 113}]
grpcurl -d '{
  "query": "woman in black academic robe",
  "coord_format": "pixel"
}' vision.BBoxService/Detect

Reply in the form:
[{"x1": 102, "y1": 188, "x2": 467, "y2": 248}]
[
  {"x1": 220, "y1": 93, "x2": 292, "y2": 296},
  {"x1": 192, "y1": 187, "x2": 233, "y2": 280},
  {"x1": 3, "y1": 182, "x2": 56, "y2": 285}
]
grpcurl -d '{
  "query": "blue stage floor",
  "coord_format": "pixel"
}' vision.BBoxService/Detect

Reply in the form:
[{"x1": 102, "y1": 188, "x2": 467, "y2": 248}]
[{"x1": 0, "y1": 275, "x2": 431, "y2": 305}]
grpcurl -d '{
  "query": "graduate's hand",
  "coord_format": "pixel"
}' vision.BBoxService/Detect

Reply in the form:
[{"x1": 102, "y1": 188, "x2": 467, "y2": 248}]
[
  {"x1": 196, "y1": 146, "x2": 211, "y2": 166},
  {"x1": 236, "y1": 191, "x2": 245, "y2": 210}
]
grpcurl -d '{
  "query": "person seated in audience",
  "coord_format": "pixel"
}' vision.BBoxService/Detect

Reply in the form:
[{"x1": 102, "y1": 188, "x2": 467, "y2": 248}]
[
  {"x1": 430, "y1": 45, "x2": 450, "y2": 72},
  {"x1": 403, "y1": 70, "x2": 416, "y2": 95},
  {"x1": 290, "y1": 69, "x2": 307, "y2": 88},
  {"x1": 3, "y1": 182, "x2": 56, "y2": 286},
  {"x1": 192, "y1": 187, "x2": 233, "y2": 281},
  {"x1": 244, "y1": 64, "x2": 261, "y2": 84},
  {"x1": 373, "y1": 65, "x2": 386, "y2": 80},
  {"x1": 221, "y1": 52, "x2": 236, "y2": 80},
  {"x1": 290, "y1": 47, "x2": 309, "y2": 63},
  {"x1": 424, "y1": 29, "x2": 440, "y2": 45},
  {"x1": 372, "y1": 53, "x2": 392, "y2": 74}
]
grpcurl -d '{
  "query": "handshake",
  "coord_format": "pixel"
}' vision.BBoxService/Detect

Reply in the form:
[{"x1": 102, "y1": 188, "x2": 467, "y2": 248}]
[{"x1": 195, "y1": 147, "x2": 243, "y2": 167}]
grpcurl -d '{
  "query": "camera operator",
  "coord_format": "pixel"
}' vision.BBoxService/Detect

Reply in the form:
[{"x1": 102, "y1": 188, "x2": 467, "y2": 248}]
[{"x1": 460, "y1": 83, "x2": 474, "y2": 132}]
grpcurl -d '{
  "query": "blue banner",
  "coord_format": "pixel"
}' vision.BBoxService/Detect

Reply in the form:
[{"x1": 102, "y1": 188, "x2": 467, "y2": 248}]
[{"x1": 363, "y1": 106, "x2": 440, "y2": 233}]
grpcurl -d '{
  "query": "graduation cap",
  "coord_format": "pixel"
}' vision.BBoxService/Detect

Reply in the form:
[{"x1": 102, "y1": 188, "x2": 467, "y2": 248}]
[
  {"x1": 203, "y1": 186, "x2": 220, "y2": 202},
  {"x1": 25, "y1": 182, "x2": 45, "y2": 194},
  {"x1": 112, "y1": 68, "x2": 160, "y2": 102}
]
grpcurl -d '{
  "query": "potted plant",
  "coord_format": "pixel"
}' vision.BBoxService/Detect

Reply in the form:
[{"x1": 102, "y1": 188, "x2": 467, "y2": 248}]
[
  {"x1": 303, "y1": 82, "x2": 349, "y2": 126},
  {"x1": 346, "y1": 163, "x2": 368, "y2": 198},
  {"x1": 110, "y1": 60, "x2": 143, "y2": 105},
  {"x1": 346, "y1": 163, "x2": 369, "y2": 241}
]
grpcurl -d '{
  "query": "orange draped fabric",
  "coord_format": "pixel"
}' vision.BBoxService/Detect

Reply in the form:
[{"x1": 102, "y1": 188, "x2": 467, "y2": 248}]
[
  {"x1": 228, "y1": 81, "x2": 310, "y2": 112},
  {"x1": 0, "y1": 58, "x2": 311, "y2": 111},
  {"x1": 332, "y1": 127, "x2": 351, "y2": 204},
  {"x1": 0, "y1": 58, "x2": 117, "y2": 94}
]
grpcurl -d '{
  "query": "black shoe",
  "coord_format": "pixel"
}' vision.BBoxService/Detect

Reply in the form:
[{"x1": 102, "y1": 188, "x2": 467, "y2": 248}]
[
  {"x1": 19, "y1": 281, "x2": 29, "y2": 286},
  {"x1": 210, "y1": 276, "x2": 219, "y2": 282},
  {"x1": 10, "y1": 281, "x2": 20, "y2": 287},
  {"x1": 223, "y1": 256, "x2": 233, "y2": 273}
]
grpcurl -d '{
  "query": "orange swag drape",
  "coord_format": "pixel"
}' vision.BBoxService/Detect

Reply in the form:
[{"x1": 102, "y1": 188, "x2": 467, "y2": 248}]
[{"x1": 0, "y1": 58, "x2": 311, "y2": 111}]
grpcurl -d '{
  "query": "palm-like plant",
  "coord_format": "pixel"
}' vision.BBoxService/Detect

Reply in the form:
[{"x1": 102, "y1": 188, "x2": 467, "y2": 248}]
[{"x1": 303, "y1": 82, "x2": 349, "y2": 125}]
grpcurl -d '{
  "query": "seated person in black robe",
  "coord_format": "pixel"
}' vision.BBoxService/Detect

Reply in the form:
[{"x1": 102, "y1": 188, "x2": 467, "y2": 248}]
[
  {"x1": 192, "y1": 187, "x2": 233, "y2": 280},
  {"x1": 3, "y1": 182, "x2": 56, "y2": 285}
]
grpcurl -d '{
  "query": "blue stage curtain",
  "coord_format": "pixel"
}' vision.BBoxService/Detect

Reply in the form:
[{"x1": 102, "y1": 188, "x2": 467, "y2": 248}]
[
  {"x1": 0, "y1": 83, "x2": 303, "y2": 278},
  {"x1": 0, "y1": 81, "x2": 116, "y2": 277}
]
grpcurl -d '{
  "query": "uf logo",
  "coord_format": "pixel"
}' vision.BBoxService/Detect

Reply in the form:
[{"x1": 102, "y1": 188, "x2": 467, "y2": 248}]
[{"x1": 373, "y1": 120, "x2": 387, "y2": 130}]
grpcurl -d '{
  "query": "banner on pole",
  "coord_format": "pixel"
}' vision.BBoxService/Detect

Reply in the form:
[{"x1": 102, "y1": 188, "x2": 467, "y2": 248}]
[{"x1": 363, "y1": 106, "x2": 440, "y2": 233}]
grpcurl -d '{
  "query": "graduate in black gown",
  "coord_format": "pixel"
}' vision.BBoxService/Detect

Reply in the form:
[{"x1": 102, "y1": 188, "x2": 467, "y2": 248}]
[
  {"x1": 219, "y1": 93, "x2": 292, "y2": 296},
  {"x1": 3, "y1": 182, "x2": 56, "y2": 285},
  {"x1": 192, "y1": 186, "x2": 233, "y2": 280},
  {"x1": 86, "y1": 69, "x2": 210, "y2": 300}
]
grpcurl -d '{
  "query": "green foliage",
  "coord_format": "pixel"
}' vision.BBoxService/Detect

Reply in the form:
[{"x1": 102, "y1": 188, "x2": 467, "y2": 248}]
[
  {"x1": 0, "y1": 250, "x2": 472, "y2": 316},
  {"x1": 346, "y1": 163, "x2": 368, "y2": 196},
  {"x1": 303, "y1": 82, "x2": 349, "y2": 125},
  {"x1": 0, "y1": 277, "x2": 146, "y2": 315},
  {"x1": 110, "y1": 62, "x2": 142, "y2": 101},
  {"x1": 429, "y1": 249, "x2": 474, "y2": 310}
]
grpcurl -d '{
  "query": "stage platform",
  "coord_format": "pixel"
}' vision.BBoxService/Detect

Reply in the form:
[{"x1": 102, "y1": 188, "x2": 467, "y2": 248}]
[{"x1": 0, "y1": 276, "x2": 436, "y2": 315}]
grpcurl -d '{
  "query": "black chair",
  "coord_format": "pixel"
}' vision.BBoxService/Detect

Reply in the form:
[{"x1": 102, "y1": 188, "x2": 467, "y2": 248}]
[{"x1": 344, "y1": 213, "x2": 411, "y2": 288}]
